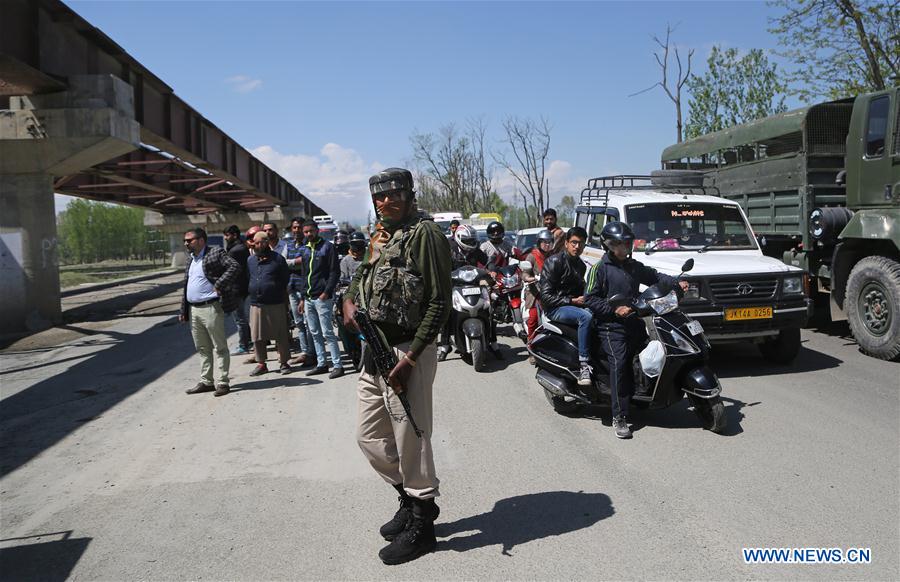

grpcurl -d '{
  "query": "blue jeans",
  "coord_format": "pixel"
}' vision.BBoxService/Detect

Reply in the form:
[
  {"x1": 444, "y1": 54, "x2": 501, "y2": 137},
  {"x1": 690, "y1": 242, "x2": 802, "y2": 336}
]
[
  {"x1": 547, "y1": 305, "x2": 593, "y2": 361},
  {"x1": 230, "y1": 295, "x2": 251, "y2": 350},
  {"x1": 288, "y1": 290, "x2": 312, "y2": 356},
  {"x1": 305, "y1": 296, "x2": 343, "y2": 369}
]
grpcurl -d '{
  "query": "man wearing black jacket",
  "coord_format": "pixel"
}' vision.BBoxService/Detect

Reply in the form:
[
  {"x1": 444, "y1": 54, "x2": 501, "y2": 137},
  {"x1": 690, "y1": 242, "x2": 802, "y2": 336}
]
[
  {"x1": 299, "y1": 219, "x2": 343, "y2": 379},
  {"x1": 585, "y1": 221, "x2": 688, "y2": 439},
  {"x1": 223, "y1": 225, "x2": 251, "y2": 355},
  {"x1": 537, "y1": 226, "x2": 593, "y2": 386}
]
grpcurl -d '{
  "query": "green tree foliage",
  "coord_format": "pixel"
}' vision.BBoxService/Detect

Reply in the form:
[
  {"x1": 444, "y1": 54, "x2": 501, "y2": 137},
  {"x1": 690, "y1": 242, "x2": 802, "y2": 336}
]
[
  {"x1": 769, "y1": 0, "x2": 900, "y2": 101},
  {"x1": 57, "y1": 199, "x2": 151, "y2": 264},
  {"x1": 686, "y1": 46, "x2": 788, "y2": 139},
  {"x1": 556, "y1": 195, "x2": 576, "y2": 226}
]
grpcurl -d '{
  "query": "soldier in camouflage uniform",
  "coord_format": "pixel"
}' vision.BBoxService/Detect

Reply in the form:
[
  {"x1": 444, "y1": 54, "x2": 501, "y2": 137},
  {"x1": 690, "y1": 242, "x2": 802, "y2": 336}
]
[{"x1": 343, "y1": 168, "x2": 451, "y2": 565}]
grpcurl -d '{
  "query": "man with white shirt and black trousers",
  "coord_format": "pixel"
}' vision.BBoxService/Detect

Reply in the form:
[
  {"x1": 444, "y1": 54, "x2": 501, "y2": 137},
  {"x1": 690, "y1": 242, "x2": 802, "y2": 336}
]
[{"x1": 180, "y1": 228, "x2": 241, "y2": 397}]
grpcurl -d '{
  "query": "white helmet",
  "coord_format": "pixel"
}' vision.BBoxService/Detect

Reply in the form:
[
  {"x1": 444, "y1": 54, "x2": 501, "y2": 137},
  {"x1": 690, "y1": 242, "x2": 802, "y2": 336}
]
[{"x1": 454, "y1": 224, "x2": 479, "y2": 252}]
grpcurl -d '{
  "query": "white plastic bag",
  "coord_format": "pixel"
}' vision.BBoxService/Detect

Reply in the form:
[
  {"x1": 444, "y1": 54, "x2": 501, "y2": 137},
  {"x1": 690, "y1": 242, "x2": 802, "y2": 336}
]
[{"x1": 638, "y1": 340, "x2": 665, "y2": 378}]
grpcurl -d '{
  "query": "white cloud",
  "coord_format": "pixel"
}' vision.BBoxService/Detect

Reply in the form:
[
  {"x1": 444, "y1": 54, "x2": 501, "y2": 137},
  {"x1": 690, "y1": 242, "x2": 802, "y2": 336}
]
[
  {"x1": 252, "y1": 143, "x2": 382, "y2": 223},
  {"x1": 493, "y1": 158, "x2": 590, "y2": 210},
  {"x1": 225, "y1": 75, "x2": 263, "y2": 93}
]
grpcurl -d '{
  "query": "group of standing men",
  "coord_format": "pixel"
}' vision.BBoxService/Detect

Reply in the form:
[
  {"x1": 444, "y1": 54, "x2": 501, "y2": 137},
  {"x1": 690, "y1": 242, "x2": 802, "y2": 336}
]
[{"x1": 180, "y1": 217, "x2": 369, "y2": 397}]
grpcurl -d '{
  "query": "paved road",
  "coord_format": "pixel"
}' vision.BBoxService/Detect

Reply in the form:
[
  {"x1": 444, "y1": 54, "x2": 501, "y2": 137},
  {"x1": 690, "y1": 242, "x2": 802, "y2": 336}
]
[{"x1": 1, "y1": 275, "x2": 898, "y2": 580}]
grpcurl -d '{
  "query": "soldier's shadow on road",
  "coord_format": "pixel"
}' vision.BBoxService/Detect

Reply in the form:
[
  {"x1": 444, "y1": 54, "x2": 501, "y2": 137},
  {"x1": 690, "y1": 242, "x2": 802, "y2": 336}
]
[{"x1": 435, "y1": 490, "x2": 613, "y2": 556}]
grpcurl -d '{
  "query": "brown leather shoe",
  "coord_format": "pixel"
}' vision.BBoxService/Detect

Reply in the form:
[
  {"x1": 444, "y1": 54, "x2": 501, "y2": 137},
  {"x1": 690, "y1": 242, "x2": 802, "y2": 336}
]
[
  {"x1": 186, "y1": 382, "x2": 214, "y2": 395},
  {"x1": 249, "y1": 363, "x2": 269, "y2": 377},
  {"x1": 288, "y1": 354, "x2": 307, "y2": 365},
  {"x1": 214, "y1": 384, "x2": 230, "y2": 397},
  {"x1": 244, "y1": 356, "x2": 258, "y2": 365}
]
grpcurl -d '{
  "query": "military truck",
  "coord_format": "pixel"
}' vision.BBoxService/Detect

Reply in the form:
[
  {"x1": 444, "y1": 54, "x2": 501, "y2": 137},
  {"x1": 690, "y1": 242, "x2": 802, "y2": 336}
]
[{"x1": 661, "y1": 88, "x2": 900, "y2": 360}]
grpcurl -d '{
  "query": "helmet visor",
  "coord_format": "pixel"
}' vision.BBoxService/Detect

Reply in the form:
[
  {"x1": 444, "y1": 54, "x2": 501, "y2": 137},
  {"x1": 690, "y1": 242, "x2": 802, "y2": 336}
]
[{"x1": 370, "y1": 179, "x2": 408, "y2": 195}]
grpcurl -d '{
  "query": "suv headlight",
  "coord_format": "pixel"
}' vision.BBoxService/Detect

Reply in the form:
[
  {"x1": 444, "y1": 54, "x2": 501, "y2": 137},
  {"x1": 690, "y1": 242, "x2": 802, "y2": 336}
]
[
  {"x1": 684, "y1": 282, "x2": 700, "y2": 300},
  {"x1": 783, "y1": 276, "x2": 803, "y2": 294},
  {"x1": 647, "y1": 290, "x2": 679, "y2": 315}
]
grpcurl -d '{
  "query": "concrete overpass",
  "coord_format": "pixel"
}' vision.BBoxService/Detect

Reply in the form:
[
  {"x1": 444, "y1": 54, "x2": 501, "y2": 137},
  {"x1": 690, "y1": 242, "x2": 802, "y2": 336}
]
[{"x1": 0, "y1": 0, "x2": 324, "y2": 333}]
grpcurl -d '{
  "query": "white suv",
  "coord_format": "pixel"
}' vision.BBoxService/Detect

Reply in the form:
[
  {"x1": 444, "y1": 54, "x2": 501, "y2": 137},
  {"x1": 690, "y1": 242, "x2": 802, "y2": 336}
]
[{"x1": 575, "y1": 174, "x2": 812, "y2": 363}]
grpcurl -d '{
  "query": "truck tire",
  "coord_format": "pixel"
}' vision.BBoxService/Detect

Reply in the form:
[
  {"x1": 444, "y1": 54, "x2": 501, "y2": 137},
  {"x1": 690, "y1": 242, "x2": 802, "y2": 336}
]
[
  {"x1": 845, "y1": 256, "x2": 900, "y2": 361},
  {"x1": 758, "y1": 328, "x2": 802, "y2": 364}
]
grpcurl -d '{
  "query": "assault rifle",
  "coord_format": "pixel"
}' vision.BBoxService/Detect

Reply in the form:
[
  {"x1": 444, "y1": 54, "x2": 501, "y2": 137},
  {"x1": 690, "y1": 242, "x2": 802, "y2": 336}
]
[{"x1": 353, "y1": 308, "x2": 423, "y2": 438}]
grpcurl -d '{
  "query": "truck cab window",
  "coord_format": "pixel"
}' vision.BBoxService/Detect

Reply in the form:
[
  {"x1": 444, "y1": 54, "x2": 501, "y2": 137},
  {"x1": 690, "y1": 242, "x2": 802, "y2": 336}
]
[{"x1": 865, "y1": 95, "x2": 889, "y2": 158}]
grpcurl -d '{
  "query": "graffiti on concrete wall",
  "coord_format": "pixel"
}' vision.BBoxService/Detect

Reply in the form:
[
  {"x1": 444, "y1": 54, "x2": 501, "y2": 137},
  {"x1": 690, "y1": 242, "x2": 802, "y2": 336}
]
[{"x1": 41, "y1": 236, "x2": 58, "y2": 269}]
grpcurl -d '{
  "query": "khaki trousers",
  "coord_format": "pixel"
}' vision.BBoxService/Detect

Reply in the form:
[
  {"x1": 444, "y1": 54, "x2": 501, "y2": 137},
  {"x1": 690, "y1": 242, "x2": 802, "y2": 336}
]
[
  {"x1": 189, "y1": 302, "x2": 230, "y2": 386},
  {"x1": 356, "y1": 342, "x2": 439, "y2": 499}
]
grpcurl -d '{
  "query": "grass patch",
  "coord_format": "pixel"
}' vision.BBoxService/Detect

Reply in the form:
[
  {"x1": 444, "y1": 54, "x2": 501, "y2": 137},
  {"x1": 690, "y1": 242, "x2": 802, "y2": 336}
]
[{"x1": 60, "y1": 259, "x2": 172, "y2": 289}]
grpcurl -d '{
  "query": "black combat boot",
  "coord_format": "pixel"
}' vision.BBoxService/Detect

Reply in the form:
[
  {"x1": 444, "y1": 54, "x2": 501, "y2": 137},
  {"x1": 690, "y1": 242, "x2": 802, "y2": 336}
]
[
  {"x1": 379, "y1": 484, "x2": 412, "y2": 541},
  {"x1": 378, "y1": 497, "x2": 439, "y2": 565}
]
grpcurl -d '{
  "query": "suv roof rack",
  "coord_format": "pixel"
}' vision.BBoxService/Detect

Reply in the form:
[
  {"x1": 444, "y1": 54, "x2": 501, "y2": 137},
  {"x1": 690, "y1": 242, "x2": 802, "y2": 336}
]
[{"x1": 578, "y1": 174, "x2": 718, "y2": 206}]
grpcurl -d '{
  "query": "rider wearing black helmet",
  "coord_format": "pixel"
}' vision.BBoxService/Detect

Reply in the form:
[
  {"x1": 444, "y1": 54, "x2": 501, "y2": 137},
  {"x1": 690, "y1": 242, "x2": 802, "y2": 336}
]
[
  {"x1": 438, "y1": 225, "x2": 491, "y2": 361},
  {"x1": 585, "y1": 221, "x2": 688, "y2": 440},
  {"x1": 334, "y1": 231, "x2": 350, "y2": 258},
  {"x1": 480, "y1": 221, "x2": 514, "y2": 272}
]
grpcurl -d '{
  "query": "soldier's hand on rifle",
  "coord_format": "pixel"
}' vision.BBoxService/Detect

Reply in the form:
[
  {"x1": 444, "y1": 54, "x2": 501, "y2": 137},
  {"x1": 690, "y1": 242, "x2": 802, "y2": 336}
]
[
  {"x1": 343, "y1": 299, "x2": 360, "y2": 332},
  {"x1": 387, "y1": 353, "x2": 415, "y2": 394}
]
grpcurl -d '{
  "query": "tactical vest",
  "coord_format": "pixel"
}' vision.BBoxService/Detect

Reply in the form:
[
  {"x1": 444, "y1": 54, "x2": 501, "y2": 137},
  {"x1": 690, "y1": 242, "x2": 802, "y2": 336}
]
[{"x1": 360, "y1": 221, "x2": 426, "y2": 331}]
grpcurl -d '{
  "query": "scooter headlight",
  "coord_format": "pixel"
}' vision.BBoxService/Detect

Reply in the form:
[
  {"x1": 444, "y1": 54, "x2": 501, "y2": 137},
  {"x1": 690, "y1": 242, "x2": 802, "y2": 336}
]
[
  {"x1": 502, "y1": 274, "x2": 519, "y2": 288},
  {"x1": 647, "y1": 290, "x2": 679, "y2": 315},
  {"x1": 667, "y1": 328, "x2": 699, "y2": 354},
  {"x1": 457, "y1": 267, "x2": 478, "y2": 283}
]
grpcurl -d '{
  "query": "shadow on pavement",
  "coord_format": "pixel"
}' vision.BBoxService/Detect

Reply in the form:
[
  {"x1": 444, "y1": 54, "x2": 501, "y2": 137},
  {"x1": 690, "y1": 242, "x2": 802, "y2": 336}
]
[
  {"x1": 0, "y1": 531, "x2": 91, "y2": 582},
  {"x1": 554, "y1": 395, "x2": 751, "y2": 437},
  {"x1": 709, "y1": 340, "x2": 842, "y2": 378},
  {"x1": 62, "y1": 280, "x2": 184, "y2": 323},
  {"x1": 0, "y1": 316, "x2": 194, "y2": 478},
  {"x1": 233, "y1": 376, "x2": 323, "y2": 391},
  {"x1": 630, "y1": 395, "x2": 753, "y2": 436},
  {"x1": 436, "y1": 490, "x2": 614, "y2": 556}
]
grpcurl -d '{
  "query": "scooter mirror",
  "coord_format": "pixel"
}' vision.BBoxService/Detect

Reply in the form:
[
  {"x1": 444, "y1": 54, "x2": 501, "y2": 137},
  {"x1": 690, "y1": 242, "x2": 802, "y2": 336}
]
[
  {"x1": 519, "y1": 261, "x2": 532, "y2": 272},
  {"x1": 681, "y1": 258, "x2": 695, "y2": 272}
]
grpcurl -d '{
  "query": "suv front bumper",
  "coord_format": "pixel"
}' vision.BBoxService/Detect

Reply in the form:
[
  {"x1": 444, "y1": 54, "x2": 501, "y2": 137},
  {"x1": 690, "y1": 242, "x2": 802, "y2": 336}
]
[{"x1": 681, "y1": 298, "x2": 812, "y2": 342}]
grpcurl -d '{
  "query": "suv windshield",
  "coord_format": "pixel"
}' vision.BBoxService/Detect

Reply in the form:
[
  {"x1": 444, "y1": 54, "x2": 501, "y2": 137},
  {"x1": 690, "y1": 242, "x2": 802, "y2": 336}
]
[{"x1": 625, "y1": 202, "x2": 757, "y2": 251}]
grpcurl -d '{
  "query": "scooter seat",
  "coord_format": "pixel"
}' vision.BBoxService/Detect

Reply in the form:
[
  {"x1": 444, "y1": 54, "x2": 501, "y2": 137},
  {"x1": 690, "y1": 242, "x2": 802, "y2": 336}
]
[{"x1": 546, "y1": 320, "x2": 580, "y2": 341}]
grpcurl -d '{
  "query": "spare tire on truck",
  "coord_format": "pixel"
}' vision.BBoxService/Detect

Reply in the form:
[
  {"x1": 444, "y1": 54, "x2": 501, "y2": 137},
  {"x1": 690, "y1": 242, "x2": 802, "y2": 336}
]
[{"x1": 650, "y1": 169, "x2": 705, "y2": 188}]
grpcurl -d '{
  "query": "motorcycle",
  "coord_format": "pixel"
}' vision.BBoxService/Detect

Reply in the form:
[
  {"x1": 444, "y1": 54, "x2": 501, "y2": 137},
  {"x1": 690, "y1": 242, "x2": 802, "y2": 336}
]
[
  {"x1": 492, "y1": 261, "x2": 527, "y2": 341},
  {"x1": 448, "y1": 265, "x2": 495, "y2": 371},
  {"x1": 528, "y1": 259, "x2": 727, "y2": 433}
]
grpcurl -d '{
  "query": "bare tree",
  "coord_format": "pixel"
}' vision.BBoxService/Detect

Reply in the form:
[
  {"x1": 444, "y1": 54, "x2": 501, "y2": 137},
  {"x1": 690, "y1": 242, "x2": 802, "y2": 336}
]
[
  {"x1": 494, "y1": 116, "x2": 552, "y2": 225},
  {"x1": 410, "y1": 121, "x2": 495, "y2": 217},
  {"x1": 632, "y1": 24, "x2": 694, "y2": 143}
]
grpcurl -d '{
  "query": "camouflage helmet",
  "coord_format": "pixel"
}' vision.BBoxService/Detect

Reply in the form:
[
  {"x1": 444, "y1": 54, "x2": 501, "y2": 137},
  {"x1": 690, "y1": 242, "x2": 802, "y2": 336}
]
[{"x1": 369, "y1": 167, "x2": 414, "y2": 197}]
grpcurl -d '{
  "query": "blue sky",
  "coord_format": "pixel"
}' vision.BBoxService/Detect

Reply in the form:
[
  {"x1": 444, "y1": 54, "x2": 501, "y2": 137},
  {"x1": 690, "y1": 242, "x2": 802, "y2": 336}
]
[{"x1": 63, "y1": 0, "x2": 800, "y2": 223}]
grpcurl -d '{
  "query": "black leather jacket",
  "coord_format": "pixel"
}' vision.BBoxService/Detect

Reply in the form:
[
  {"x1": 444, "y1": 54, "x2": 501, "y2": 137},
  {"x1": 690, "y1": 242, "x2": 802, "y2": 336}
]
[{"x1": 537, "y1": 252, "x2": 587, "y2": 312}]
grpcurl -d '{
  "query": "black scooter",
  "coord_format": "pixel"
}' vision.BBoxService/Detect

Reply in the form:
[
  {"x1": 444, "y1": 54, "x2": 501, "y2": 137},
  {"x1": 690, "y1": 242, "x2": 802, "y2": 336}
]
[
  {"x1": 447, "y1": 265, "x2": 495, "y2": 371},
  {"x1": 528, "y1": 259, "x2": 727, "y2": 433}
]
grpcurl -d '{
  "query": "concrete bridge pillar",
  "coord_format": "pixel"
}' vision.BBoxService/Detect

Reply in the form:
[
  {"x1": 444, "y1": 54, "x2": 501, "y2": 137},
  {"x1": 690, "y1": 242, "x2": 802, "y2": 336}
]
[{"x1": 0, "y1": 75, "x2": 140, "y2": 333}]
